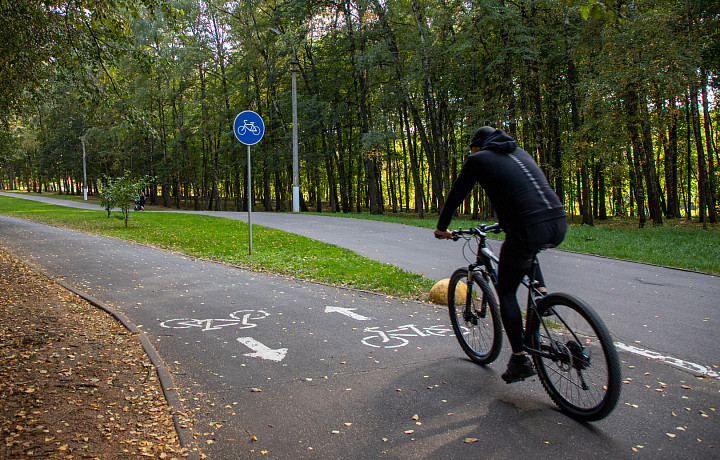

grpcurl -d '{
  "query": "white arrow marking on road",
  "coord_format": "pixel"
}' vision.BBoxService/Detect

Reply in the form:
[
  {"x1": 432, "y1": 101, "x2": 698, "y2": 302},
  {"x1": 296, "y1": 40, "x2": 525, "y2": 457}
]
[
  {"x1": 237, "y1": 337, "x2": 288, "y2": 362},
  {"x1": 324, "y1": 305, "x2": 372, "y2": 321}
]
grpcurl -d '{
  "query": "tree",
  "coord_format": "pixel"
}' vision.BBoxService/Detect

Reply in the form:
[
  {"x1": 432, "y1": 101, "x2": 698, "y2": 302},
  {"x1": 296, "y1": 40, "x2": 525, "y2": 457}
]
[
  {"x1": 2, "y1": 0, "x2": 718, "y2": 226},
  {"x1": 99, "y1": 172, "x2": 150, "y2": 227},
  {"x1": 99, "y1": 177, "x2": 116, "y2": 217}
]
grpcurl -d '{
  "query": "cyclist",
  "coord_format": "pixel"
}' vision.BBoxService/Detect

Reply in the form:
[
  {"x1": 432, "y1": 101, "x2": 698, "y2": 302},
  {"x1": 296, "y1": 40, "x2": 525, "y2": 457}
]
[{"x1": 434, "y1": 127, "x2": 567, "y2": 383}]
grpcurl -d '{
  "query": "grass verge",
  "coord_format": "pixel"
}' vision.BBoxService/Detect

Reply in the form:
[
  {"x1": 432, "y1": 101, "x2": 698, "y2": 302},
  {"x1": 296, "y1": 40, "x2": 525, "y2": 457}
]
[
  {"x1": 305, "y1": 211, "x2": 720, "y2": 274},
  {"x1": 0, "y1": 195, "x2": 434, "y2": 299},
  {"x1": 2, "y1": 192, "x2": 718, "y2": 282}
]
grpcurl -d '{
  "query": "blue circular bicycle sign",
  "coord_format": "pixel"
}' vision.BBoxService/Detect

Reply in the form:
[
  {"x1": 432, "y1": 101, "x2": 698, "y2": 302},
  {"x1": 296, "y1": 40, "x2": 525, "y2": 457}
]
[{"x1": 233, "y1": 110, "x2": 265, "y2": 145}]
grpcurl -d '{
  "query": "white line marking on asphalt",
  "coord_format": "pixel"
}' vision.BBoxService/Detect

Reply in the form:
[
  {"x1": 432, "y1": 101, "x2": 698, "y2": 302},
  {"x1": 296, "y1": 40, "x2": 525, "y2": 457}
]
[
  {"x1": 237, "y1": 337, "x2": 288, "y2": 362},
  {"x1": 324, "y1": 305, "x2": 372, "y2": 321},
  {"x1": 615, "y1": 342, "x2": 719, "y2": 380}
]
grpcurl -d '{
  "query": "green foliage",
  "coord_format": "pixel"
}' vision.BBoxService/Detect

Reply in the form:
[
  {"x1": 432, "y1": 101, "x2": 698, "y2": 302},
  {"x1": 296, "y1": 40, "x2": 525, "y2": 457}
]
[
  {"x1": 98, "y1": 172, "x2": 151, "y2": 226},
  {"x1": 1, "y1": 0, "x2": 718, "y2": 226},
  {"x1": 566, "y1": 0, "x2": 627, "y2": 22},
  {"x1": 99, "y1": 177, "x2": 116, "y2": 217},
  {"x1": 0, "y1": 0, "x2": 171, "y2": 118}
]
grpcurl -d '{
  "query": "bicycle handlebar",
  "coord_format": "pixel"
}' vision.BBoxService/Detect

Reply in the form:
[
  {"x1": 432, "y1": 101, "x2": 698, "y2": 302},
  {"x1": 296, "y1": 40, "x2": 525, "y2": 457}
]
[{"x1": 449, "y1": 223, "x2": 501, "y2": 241}]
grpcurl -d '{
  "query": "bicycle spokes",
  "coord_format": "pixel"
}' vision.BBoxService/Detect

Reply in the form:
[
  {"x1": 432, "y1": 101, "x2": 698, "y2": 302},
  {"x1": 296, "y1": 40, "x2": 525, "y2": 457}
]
[
  {"x1": 529, "y1": 295, "x2": 621, "y2": 421},
  {"x1": 448, "y1": 269, "x2": 503, "y2": 365},
  {"x1": 551, "y1": 339, "x2": 590, "y2": 390}
]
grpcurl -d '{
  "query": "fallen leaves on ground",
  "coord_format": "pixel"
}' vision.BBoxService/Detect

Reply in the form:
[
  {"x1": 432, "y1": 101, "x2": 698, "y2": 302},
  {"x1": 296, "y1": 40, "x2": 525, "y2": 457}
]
[{"x1": 0, "y1": 250, "x2": 186, "y2": 459}]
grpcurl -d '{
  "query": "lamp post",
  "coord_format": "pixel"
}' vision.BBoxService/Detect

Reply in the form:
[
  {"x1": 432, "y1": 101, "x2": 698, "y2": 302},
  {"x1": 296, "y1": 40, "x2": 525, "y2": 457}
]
[
  {"x1": 81, "y1": 136, "x2": 87, "y2": 200},
  {"x1": 290, "y1": 47, "x2": 299, "y2": 212},
  {"x1": 270, "y1": 28, "x2": 300, "y2": 212},
  {"x1": 69, "y1": 116, "x2": 87, "y2": 200}
]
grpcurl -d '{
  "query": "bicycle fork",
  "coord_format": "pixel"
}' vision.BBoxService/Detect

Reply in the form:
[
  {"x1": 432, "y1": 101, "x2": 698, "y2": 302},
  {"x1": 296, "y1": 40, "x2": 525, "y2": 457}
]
[{"x1": 464, "y1": 265, "x2": 489, "y2": 323}]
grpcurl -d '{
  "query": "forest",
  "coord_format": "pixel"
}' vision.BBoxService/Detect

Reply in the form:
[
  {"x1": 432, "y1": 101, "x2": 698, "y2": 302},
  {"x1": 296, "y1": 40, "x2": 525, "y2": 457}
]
[{"x1": 0, "y1": 0, "x2": 718, "y2": 228}]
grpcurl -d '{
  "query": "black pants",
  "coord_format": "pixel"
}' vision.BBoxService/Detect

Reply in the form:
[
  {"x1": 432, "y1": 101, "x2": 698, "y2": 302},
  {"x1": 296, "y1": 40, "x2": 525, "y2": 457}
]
[{"x1": 496, "y1": 217, "x2": 567, "y2": 353}]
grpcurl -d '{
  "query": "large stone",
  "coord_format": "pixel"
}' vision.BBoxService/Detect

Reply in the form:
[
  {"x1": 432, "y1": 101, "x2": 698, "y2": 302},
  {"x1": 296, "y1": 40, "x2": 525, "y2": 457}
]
[{"x1": 429, "y1": 278, "x2": 467, "y2": 305}]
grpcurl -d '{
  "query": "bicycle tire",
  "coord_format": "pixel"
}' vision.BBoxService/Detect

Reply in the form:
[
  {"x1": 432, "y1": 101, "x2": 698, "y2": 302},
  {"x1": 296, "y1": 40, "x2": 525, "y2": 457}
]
[
  {"x1": 447, "y1": 268, "x2": 502, "y2": 365},
  {"x1": 527, "y1": 293, "x2": 621, "y2": 421}
]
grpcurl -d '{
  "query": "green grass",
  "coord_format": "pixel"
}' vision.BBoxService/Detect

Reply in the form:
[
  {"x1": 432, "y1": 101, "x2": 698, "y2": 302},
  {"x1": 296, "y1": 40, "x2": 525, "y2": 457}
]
[
  {"x1": 19, "y1": 191, "x2": 92, "y2": 202},
  {"x1": 0, "y1": 195, "x2": 434, "y2": 299},
  {"x1": 306, "y1": 210, "x2": 720, "y2": 274},
  {"x1": 2, "y1": 192, "x2": 719, "y2": 293},
  {"x1": 561, "y1": 220, "x2": 719, "y2": 273}
]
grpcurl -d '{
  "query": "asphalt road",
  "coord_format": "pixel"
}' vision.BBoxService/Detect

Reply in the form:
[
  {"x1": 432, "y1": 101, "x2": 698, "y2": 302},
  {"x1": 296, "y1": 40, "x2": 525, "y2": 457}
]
[{"x1": 0, "y1": 193, "x2": 718, "y2": 459}]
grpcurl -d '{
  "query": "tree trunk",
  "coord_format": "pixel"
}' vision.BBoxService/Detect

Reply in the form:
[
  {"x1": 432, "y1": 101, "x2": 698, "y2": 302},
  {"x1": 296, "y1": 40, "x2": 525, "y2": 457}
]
[
  {"x1": 548, "y1": 95, "x2": 564, "y2": 200},
  {"x1": 684, "y1": 95, "x2": 693, "y2": 219},
  {"x1": 640, "y1": 101, "x2": 663, "y2": 225},
  {"x1": 371, "y1": 0, "x2": 443, "y2": 212},
  {"x1": 597, "y1": 161, "x2": 607, "y2": 220},
  {"x1": 663, "y1": 97, "x2": 680, "y2": 218},
  {"x1": 700, "y1": 70, "x2": 718, "y2": 223},
  {"x1": 690, "y1": 80, "x2": 712, "y2": 225},
  {"x1": 402, "y1": 104, "x2": 424, "y2": 218},
  {"x1": 335, "y1": 123, "x2": 350, "y2": 213},
  {"x1": 323, "y1": 130, "x2": 339, "y2": 213},
  {"x1": 625, "y1": 145, "x2": 645, "y2": 227},
  {"x1": 345, "y1": 1, "x2": 380, "y2": 214},
  {"x1": 565, "y1": 14, "x2": 591, "y2": 225},
  {"x1": 580, "y1": 161, "x2": 593, "y2": 225},
  {"x1": 624, "y1": 90, "x2": 647, "y2": 228}
]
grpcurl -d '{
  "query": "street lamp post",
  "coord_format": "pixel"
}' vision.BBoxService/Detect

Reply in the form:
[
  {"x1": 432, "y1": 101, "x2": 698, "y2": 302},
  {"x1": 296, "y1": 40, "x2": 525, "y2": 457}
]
[
  {"x1": 291, "y1": 47, "x2": 299, "y2": 213},
  {"x1": 70, "y1": 116, "x2": 88, "y2": 200},
  {"x1": 270, "y1": 28, "x2": 300, "y2": 213},
  {"x1": 81, "y1": 137, "x2": 87, "y2": 200}
]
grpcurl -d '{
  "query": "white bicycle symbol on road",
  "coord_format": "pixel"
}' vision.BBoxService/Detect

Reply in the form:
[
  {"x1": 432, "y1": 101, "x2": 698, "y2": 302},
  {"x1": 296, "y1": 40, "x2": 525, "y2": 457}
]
[
  {"x1": 236, "y1": 120, "x2": 261, "y2": 137},
  {"x1": 361, "y1": 324, "x2": 454, "y2": 348},
  {"x1": 159, "y1": 310, "x2": 269, "y2": 331}
]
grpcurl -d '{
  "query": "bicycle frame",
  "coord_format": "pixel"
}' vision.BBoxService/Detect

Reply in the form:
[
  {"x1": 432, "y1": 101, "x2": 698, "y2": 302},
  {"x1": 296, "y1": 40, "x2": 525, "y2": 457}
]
[
  {"x1": 455, "y1": 225, "x2": 561, "y2": 359},
  {"x1": 457, "y1": 227, "x2": 497, "y2": 285},
  {"x1": 459, "y1": 226, "x2": 543, "y2": 299}
]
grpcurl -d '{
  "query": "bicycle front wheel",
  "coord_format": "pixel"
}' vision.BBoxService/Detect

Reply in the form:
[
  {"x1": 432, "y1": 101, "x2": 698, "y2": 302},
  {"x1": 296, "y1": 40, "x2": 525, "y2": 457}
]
[
  {"x1": 527, "y1": 293, "x2": 621, "y2": 422},
  {"x1": 447, "y1": 268, "x2": 502, "y2": 365}
]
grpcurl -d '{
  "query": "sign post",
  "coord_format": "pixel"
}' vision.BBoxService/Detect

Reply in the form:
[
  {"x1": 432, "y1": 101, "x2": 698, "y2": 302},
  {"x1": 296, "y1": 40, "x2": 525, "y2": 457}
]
[
  {"x1": 233, "y1": 110, "x2": 265, "y2": 255},
  {"x1": 81, "y1": 137, "x2": 87, "y2": 200}
]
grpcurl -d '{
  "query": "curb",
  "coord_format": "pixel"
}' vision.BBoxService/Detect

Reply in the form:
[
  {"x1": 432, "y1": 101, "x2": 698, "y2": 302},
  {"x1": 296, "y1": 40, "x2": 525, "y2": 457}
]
[
  {"x1": 0, "y1": 247, "x2": 201, "y2": 460},
  {"x1": 51, "y1": 279, "x2": 201, "y2": 460}
]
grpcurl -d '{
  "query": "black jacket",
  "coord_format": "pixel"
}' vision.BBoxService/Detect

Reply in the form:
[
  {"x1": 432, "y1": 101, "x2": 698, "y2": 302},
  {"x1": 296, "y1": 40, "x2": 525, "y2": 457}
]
[{"x1": 437, "y1": 129, "x2": 565, "y2": 233}]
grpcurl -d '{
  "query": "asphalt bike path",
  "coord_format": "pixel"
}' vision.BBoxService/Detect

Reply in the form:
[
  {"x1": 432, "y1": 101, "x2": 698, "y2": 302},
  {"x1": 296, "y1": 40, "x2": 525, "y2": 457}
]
[
  {"x1": 1, "y1": 193, "x2": 718, "y2": 458},
  {"x1": 2, "y1": 192, "x2": 718, "y2": 367}
]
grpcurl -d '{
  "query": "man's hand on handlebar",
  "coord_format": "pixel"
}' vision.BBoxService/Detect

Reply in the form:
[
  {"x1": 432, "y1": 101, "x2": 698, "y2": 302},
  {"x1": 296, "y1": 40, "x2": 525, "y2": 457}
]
[{"x1": 434, "y1": 229, "x2": 453, "y2": 240}]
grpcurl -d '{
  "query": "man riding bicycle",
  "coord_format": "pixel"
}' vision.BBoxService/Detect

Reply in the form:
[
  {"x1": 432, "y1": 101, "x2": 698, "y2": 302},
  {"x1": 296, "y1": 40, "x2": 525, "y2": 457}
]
[{"x1": 434, "y1": 127, "x2": 567, "y2": 383}]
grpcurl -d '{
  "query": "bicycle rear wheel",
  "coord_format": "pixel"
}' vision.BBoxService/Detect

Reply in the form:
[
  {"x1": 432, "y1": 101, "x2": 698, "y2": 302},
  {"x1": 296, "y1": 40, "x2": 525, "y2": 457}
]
[
  {"x1": 527, "y1": 293, "x2": 621, "y2": 421},
  {"x1": 447, "y1": 268, "x2": 502, "y2": 365}
]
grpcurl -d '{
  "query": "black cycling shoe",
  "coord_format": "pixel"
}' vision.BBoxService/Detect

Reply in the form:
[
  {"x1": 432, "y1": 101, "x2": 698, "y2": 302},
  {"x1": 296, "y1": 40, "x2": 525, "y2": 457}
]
[{"x1": 501, "y1": 354, "x2": 537, "y2": 384}]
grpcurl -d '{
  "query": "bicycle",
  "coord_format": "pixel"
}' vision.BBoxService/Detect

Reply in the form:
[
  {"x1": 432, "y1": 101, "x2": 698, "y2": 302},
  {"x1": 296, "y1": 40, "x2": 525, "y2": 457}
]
[
  {"x1": 236, "y1": 120, "x2": 260, "y2": 136},
  {"x1": 443, "y1": 223, "x2": 621, "y2": 422}
]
